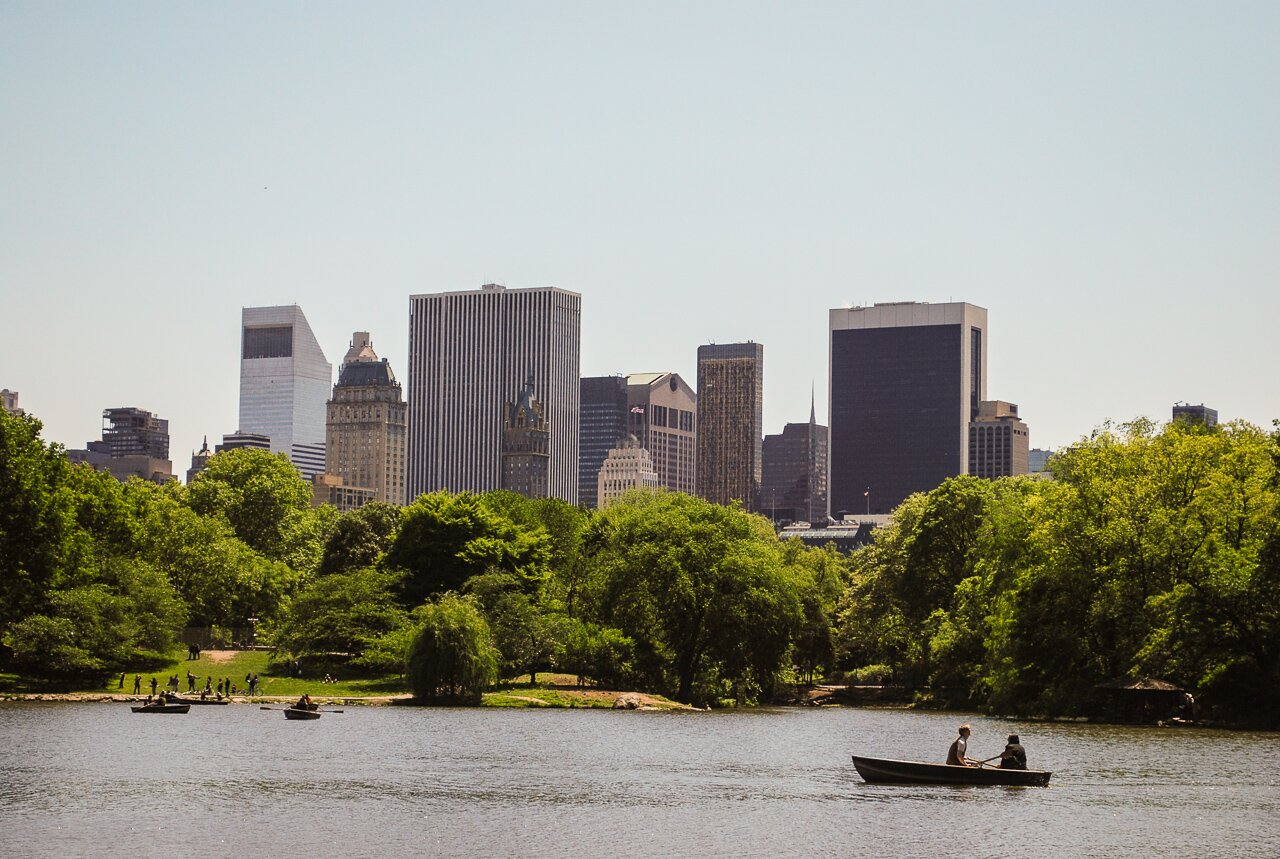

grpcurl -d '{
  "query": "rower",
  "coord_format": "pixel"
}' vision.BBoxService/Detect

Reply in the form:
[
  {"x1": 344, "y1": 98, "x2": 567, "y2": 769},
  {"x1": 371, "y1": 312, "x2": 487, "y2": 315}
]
[
  {"x1": 999, "y1": 734, "x2": 1027, "y2": 769},
  {"x1": 946, "y1": 724, "x2": 975, "y2": 767},
  {"x1": 295, "y1": 693, "x2": 313, "y2": 710}
]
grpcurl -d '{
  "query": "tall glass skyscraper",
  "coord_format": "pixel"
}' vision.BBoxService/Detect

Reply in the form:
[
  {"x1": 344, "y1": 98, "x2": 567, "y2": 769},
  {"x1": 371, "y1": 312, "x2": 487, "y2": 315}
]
[
  {"x1": 828, "y1": 301, "x2": 987, "y2": 517},
  {"x1": 238, "y1": 305, "x2": 332, "y2": 481},
  {"x1": 578, "y1": 375, "x2": 629, "y2": 509},
  {"x1": 407, "y1": 284, "x2": 581, "y2": 503}
]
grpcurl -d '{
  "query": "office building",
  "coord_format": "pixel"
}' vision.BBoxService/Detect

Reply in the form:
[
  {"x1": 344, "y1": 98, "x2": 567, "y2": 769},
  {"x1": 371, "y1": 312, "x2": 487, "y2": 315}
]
[
  {"x1": 696, "y1": 343, "x2": 763, "y2": 510},
  {"x1": 311, "y1": 473, "x2": 376, "y2": 512},
  {"x1": 761, "y1": 398, "x2": 828, "y2": 524},
  {"x1": 968, "y1": 400, "x2": 1030, "y2": 479},
  {"x1": 324, "y1": 331, "x2": 408, "y2": 506},
  {"x1": 579, "y1": 376, "x2": 630, "y2": 509},
  {"x1": 1028, "y1": 448, "x2": 1053, "y2": 473},
  {"x1": 1172, "y1": 403, "x2": 1218, "y2": 428},
  {"x1": 626, "y1": 372, "x2": 697, "y2": 495},
  {"x1": 216, "y1": 431, "x2": 272, "y2": 454},
  {"x1": 67, "y1": 407, "x2": 173, "y2": 484},
  {"x1": 239, "y1": 305, "x2": 332, "y2": 481},
  {"x1": 597, "y1": 435, "x2": 661, "y2": 508},
  {"x1": 829, "y1": 301, "x2": 987, "y2": 516},
  {"x1": 186, "y1": 437, "x2": 214, "y2": 484},
  {"x1": 407, "y1": 284, "x2": 581, "y2": 502},
  {"x1": 1, "y1": 389, "x2": 22, "y2": 416},
  {"x1": 501, "y1": 376, "x2": 551, "y2": 499}
]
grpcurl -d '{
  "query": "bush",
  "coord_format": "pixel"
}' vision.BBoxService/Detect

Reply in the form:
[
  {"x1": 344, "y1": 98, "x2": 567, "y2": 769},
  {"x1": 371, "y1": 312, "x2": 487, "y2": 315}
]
[
  {"x1": 406, "y1": 594, "x2": 499, "y2": 704},
  {"x1": 853, "y1": 664, "x2": 895, "y2": 685}
]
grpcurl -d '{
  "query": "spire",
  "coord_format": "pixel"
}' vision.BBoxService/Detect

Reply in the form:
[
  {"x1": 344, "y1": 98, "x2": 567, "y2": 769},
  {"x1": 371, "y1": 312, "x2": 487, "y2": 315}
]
[{"x1": 809, "y1": 381, "x2": 816, "y2": 425}]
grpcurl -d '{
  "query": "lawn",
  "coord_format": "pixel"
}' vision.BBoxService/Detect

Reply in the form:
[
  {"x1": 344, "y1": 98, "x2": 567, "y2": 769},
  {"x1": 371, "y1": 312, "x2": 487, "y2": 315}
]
[{"x1": 92, "y1": 649, "x2": 409, "y2": 699}]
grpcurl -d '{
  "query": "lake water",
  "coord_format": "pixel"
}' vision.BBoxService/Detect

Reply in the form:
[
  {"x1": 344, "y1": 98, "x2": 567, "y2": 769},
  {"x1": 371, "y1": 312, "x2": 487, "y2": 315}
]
[{"x1": 0, "y1": 702, "x2": 1276, "y2": 858}]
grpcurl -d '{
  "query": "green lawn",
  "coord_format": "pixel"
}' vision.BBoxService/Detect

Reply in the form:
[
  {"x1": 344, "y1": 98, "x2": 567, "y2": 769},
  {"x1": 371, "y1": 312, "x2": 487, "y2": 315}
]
[{"x1": 92, "y1": 649, "x2": 409, "y2": 699}]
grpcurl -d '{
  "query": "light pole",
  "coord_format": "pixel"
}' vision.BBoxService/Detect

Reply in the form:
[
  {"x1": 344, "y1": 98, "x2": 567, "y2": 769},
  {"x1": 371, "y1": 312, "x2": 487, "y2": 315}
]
[{"x1": 865, "y1": 487, "x2": 870, "y2": 517}]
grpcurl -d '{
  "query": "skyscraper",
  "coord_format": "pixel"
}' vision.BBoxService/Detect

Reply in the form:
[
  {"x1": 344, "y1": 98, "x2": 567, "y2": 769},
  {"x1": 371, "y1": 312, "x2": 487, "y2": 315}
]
[
  {"x1": 968, "y1": 400, "x2": 1029, "y2": 479},
  {"x1": 501, "y1": 376, "x2": 551, "y2": 499},
  {"x1": 66, "y1": 407, "x2": 173, "y2": 484},
  {"x1": 239, "y1": 305, "x2": 332, "y2": 480},
  {"x1": 1, "y1": 389, "x2": 22, "y2": 416},
  {"x1": 579, "y1": 376, "x2": 630, "y2": 509},
  {"x1": 761, "y1": 397, "x2": 828, "y2": 524},
  {"x1": 324, "y1": 331, "x2": 408, "y2": 506},
  {"x1": 1172, "y1": 403, "x2": 1218, "y2": 428},
  {"x1": 597, "y1": 435, "x2": 661, "y2": 508},
  {"x1": 696, "y1": 343, "x2": 763, "y2": 510},
  {"x1": 626, "y1": 372, "x2": 697, "y2": 496},
  {"x1": 829, "y1": 301, "x2": 987, "y2": 516},
  {"x1": 407, "y1": 284, "x2": 581, "y2": 502}
]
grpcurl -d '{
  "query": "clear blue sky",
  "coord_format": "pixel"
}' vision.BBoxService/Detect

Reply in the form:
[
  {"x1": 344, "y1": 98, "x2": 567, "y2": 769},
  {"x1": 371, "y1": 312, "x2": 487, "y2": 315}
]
[{"x1": 3, "y1": 2, "x2": 1277, "y2": 473}]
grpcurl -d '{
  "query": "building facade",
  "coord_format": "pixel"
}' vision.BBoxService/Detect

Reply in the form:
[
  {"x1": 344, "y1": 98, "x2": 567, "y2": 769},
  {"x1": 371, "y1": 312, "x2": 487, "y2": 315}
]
[
  {"x1": 216, "y1": 431, "x2": 272, "y2": 454},
  {"x1": 238, "y1": 305, "x2": 332, "y2": 481},
  {"x1": 324, "y1": 331, "x2": 408, "y2": 506},
  {"x1": 1172, "y1": 403, "x2": 1218, "y2": 428},
  {"x1": 186, "y1": 437, "x2": 214, "y2": 484},
  {"x1": 407, "y1": 284, "x2": 581, "y2": 502},
  {"x1": 829, "y1": 302, "x2": 987, "y2": 516},
  {"x1": 1, "y1": 389, "x2": 22, "y2": 416},
  {"x1": 579, "y1": 376, "x2": 630, "y2": 509},
  {"x1": 597, "y1": 435, "x2": 662, "y2": 508},
  {"x1": 761, "y1": 400, "x2": 828, "y2": 524},
  {"x1": 626, "y1": 372, "x2": 697, "y2": 496},
  {"x1": 67, "y1": 406, "x2": 173, "y2": 484},
  {"x1": 501, "y1": 377, "x2": 551, "y2": 499},
  {"x1": 696, "y1": 343, "x2": 763, "y2": 510},
  {"x1": 968, "y1": 400, "x2": 1030, "y2": 479}
]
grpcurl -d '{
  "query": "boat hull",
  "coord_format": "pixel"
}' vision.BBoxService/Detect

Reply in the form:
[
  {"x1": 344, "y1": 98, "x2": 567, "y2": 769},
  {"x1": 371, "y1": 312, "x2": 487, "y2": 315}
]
[
  {"x1": 852, "y1": 755, "x2": 1051, "y2": 786},
  {"x1": 130, "y1": 704, "x2": 191, "y2": 714},
  {"x1": 283, "y1": 707, "x2": 321, "y2": 720},
  {"x1": 174, "y1": 697, "x2": 231, "y2": 705}
]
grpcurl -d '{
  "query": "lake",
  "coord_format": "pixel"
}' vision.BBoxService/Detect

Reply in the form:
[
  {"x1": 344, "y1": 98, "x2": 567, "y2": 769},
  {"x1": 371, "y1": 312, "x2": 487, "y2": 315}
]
[{"x1": 0, "y1": 702, "x2": 1276, "y2": 857}]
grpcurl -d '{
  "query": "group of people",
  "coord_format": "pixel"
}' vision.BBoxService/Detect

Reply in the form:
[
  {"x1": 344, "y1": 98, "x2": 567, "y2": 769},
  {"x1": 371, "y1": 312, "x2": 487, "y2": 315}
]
[
  {"x1": 946, "y1": 724, "x2": 1028, "y2": 770},
  {"x1": 119, "y1": 671, "x2": 262, "y2": 698}
]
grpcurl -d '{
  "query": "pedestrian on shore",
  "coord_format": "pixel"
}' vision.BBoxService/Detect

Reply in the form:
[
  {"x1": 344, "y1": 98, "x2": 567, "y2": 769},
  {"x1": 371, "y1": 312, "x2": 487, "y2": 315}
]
[
  {"x1": 118, "y1": 673, "x2": 125, "y2": 689},
  {"x1": 187, "y1": 671, "x2": 196, "y2": 692},
  {"x1": 149, "y1": 677, "x2": 158, "y2": 697},
  {"x1": 133, "y1": 675, "x2": 141, "y2": 694}
]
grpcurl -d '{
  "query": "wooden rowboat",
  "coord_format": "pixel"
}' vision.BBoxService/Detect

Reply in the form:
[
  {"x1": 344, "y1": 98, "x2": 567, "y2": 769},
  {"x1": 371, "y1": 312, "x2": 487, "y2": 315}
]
[
  {"x1": 283, "y1": 707, "x2": 321, "y2": 720},
  {"x1": 174, "y1": 697, "x2": 231, "y2": 705},
  {"x1": 130, "y1": 703, "x2": 191, "y2": 714},
  {"x1": 852, "y1": 755, "x2": 1052, "y2": 786}
]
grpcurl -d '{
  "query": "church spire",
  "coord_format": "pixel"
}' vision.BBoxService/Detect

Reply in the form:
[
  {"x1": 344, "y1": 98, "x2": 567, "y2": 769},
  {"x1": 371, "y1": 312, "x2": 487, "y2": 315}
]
[{"x1": 810, "y1": 381, "x2": 816, "y2": 425}]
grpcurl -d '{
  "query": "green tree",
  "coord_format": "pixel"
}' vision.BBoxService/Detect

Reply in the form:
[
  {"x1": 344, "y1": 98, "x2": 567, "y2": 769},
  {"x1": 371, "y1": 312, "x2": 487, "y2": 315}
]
[
  {"x1": 272, "y1": 567, "x2": 406, "y2": 657},
  {"x1": 319, "y1": 501, "x2": 402, "y2": 575},
  {"x1": 185, "y1": 448, "x2": 312, "y2": 561},
  {"x1": 406, "y1": 594, "x2": 500, "y2": 704},
  {"x1": 384, "y1": 491, "x2": 550, "y2": 606},
  {"x1": 584, "y1": 491, "x2": 803, "y2": 704}
]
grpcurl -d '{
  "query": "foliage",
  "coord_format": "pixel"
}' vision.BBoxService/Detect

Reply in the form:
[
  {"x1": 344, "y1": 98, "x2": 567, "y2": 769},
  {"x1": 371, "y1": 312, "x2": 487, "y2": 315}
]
[
  {"x1": 556, "y1": 619, "x2": 635, "y2": 687},
  {"x1": 319, "y1": 501, "x2": 402, "y2": 575},
  {"x1": 384, "y1": 491, "x2": 551, "y2": 606},
  {"x1": 583, "y1": 491, "x2": 804, "y2": 704},
  {"x1": 184, "y1": 448, "x2": 313, "y2": 562},
  {"x1": 272, "y1": 567, "x2": 407, "y2": 658},
  {"x1": 406, "y1": 593, "x2": 500, "y2": 704}
]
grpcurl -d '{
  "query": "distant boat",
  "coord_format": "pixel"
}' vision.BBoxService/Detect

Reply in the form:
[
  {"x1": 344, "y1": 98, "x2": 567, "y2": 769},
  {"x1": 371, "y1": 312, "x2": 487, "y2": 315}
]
[
  {"x1": 283, "y1": 707, "x2": 321, "y2": 721},
  {"x1": 130, "y1": 702, "x2": 191, "y2": 714},
  {"x1": 174, "y1": 696, "x2": 231, "y2": 706},
  {"x1": 852, "y1": 755, "x2": 1052, "y2": 786}
]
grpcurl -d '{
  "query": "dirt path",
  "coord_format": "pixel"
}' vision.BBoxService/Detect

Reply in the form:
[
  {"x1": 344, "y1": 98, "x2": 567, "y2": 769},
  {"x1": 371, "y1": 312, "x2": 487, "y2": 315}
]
[{"x1": 202, "y1": 650, "x2": 239, "y2": 664}]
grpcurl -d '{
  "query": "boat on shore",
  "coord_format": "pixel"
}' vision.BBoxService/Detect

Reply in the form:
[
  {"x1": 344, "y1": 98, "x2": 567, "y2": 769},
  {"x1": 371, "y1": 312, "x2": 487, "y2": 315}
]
[
  {"x1": 130, "y1": 702, "x2": 191, "y2": 714},
  {"x1": 283, "y1": 706, "x2": 321, "y2": 721},
  {"x1": 852, "y1": 755, "x2": 1052, "y2": 787},
  {"x1": 174, "y1": 696, "x2": 231, "y2": 706}
]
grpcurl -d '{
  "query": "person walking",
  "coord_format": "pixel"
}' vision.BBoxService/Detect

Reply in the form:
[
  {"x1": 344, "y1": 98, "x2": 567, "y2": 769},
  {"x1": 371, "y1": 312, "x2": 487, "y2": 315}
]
[
  {"x1": 133, "y1": 675, "x2": 141, "y2": 694},
  {"x1": 149, "y1": 677, "x2": 158, "y2": 697}
]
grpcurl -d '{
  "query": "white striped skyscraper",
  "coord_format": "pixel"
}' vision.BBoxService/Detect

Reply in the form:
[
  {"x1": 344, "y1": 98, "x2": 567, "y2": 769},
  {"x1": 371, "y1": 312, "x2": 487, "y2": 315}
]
[{"x1": 407, "y1": 284, "x2": 581, "y2": 503}]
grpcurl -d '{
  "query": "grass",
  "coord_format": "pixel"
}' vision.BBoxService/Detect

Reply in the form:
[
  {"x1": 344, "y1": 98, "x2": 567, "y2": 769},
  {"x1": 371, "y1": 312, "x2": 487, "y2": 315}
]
[{"x1": 87, "y1": 649, "x2": 410, "y2": 699}]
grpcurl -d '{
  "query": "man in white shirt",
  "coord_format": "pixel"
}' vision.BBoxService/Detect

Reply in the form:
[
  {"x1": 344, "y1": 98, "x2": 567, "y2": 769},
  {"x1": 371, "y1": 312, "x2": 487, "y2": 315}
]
[{"x1": 946, "y1": 724, "x2": 975, "y2": 766}]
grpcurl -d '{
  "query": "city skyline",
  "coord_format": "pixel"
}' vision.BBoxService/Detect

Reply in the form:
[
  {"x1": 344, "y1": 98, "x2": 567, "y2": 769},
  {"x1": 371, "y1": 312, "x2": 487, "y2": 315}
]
[{"x1": 3, "y1": 5, "x2": 1277, "y2": 467}]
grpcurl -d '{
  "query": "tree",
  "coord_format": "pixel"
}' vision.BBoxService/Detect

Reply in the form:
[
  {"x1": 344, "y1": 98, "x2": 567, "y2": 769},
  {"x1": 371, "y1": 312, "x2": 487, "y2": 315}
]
[
  {"x1": 584, "y1": 491, "x2": 803, "y2": 704},
  {"x1": 185, "y1": 448, "x2": 312, "y2": 561},
  {"x1": 319, "y1": 501, "x2": 402, "y2": 575},
  {"x1": 465, "y1": 570, "x2": 566, "y2": 684},
  {"x1": 406, "y1": 594, "x2": 500, "y2": 704},
  {"x1": 272, "y1": 567, "x2": 406, "y2": 658},
  {"x1": 0, "y1": 410, "x2": 79, "y2": 627},
  {"x1": 384, "y1": 491, "x2": 550, "y2": 606}
]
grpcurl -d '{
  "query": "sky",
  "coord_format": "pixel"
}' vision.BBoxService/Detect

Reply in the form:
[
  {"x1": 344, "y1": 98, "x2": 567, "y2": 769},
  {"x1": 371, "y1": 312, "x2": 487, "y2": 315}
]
[{"x1": 3, "y1": 2, "x2": 1277, "y2": 475}]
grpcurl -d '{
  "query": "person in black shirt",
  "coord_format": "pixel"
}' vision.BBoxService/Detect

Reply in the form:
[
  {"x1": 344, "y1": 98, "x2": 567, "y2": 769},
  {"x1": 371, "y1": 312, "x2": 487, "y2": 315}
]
[{"x1": 1000, "y1": 734, "x2": 1027, "y2": 769}]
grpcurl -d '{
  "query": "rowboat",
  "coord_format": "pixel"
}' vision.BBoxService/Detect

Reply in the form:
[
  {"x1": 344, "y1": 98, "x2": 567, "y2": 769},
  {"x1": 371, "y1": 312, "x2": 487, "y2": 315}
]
[
  {"x1": 174, "y1": 697, "x2": 231, "y2": 706},
  {"x1": 851, "y1": 755, "x2": 1052, "y2": 787},
  {"x1": 130, "y1": 703, "x2": 191, "y2": 714},
  {"x1": 283, "y1": 707, "x2": 321, "y2": 720}
]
